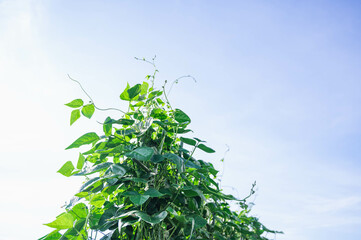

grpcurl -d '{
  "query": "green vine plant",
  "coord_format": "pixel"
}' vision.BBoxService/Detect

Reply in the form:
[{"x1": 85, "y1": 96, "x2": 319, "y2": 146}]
[{"x1": 40, "y1": 59, "x2": 282, "y2": 240}]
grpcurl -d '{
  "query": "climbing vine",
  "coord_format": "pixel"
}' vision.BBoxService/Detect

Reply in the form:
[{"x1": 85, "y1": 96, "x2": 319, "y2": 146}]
[{"x1": 40, "y1": 59, "x2": 282, "y2": 240}]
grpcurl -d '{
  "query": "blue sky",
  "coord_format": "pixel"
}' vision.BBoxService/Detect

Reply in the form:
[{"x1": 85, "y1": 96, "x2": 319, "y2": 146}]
[{"x1": 0, "y1": 0, "x2": 361, "y2": 239}]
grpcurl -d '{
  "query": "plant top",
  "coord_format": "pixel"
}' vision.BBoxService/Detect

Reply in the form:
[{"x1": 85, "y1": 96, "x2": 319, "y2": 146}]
[{"x1": 40, "y1": 58, "x2": 282, "y2": 240}]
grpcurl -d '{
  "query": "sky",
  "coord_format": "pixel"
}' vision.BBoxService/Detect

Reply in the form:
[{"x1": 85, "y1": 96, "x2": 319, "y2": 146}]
[{"x1": 0, "y1": 0, "x2": 361, "y2": 239}]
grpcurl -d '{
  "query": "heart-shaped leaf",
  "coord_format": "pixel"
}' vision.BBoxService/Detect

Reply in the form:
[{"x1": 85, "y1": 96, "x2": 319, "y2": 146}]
[
  {"x1": 57, "y1": 161, "x2": 75, "y2": 177},
  {"x1": 44, "y1": 212, "x2": 75, "y2": 229},
  {"x1": 71, "y1": 203, "x2": 88, "y2": 219},
  {"x1": 66, "y1": 132, "x2": 100, "y2": 150},
  {"x1": 65, "y1": 99, "x2": 83, "y2": 108},
  {"x1": 81, "y1": 104, "x2": 95, "y2": 119},
  {"x1": 90, "y1": 193, "x2": 105, "y2": 208},
  {"x1": 70, "y1": 109, "x2": 80, "y2": 125}
]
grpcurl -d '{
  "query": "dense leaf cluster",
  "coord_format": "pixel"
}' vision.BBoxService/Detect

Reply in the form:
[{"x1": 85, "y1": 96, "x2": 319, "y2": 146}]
[{"x1": 41, "y1": 71, "x2": 281, "y2": 239}]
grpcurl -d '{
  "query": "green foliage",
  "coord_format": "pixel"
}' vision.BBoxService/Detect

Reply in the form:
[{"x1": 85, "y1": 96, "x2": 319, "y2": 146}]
[
  {"x1": 66, "y1": 132, "x2": 100, "y2": 150},
  {"x1": 65, "y1": 99, "x2": 84, "y2": 108},
  {"x1": 82, "y1": 104, "x2": 95, "y2": 119},
  {"x1": 57, "y1": 161, "x2": 75, "y2": 177},
  {"x1": 44, "y1": 212, "x2": 75, "y2": 229},
  {"x1": 41, "y1": 62, "x2": 282, "y2": 240},
  {"x1": 70, "y1": 109, "x2": 81, "y2": 126}
]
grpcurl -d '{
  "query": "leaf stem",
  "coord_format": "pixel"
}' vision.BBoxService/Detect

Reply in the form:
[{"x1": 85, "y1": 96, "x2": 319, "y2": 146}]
[
  {"x1": 67, "y1": 74, "x2": 126, "y2": 114},
  {"x1": 167, "y1": 75, "x2": 197, "y2": 96}
]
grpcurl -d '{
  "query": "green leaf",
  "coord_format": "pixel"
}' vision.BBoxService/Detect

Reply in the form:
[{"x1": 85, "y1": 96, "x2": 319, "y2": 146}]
[
  {"x1": 57, "y1": 161, "x2": 75, "y2": 177},
  {"x1": 92, "y1": 162, "x2": 113, "y2": 172},
  {"x1": 75, "y1": 192, "x2": 89, "y2": 198},
  {"x1": 156, "y1": 98, "x2": 164, "y2": 105},
  {"x1": 151, "y1": 108, "x2": 168, "y2": 120},
  {"x1": 88, "y1": 212, "x2": 102, "y2": 229},
  {"x1": 90, "y1": 193, "x2": 105, "y2": 208},
  {"x1": 197, "y1": 143, "x2": 215, "y2": 153},
  {"x1": 39, "y1": 230, "x2": 62, "y2": 240},
  {"x1": 184, "y1": 159, "x2": 201, "y2": 169},
  {"x1": 103, "y1": 117, "x2": 112, "y2": 136},
  {"x1": 120, "y1": 83, "x2": 142, "y2": 101},
  {"x1": 65, "y1": 99, "x2": 83, "y2": 108},
  {"x1": 174, "y1": 109, "x2": 191, "y2": 124},
  {"x1": 140, "y1": 81, "x2": 149, "y2": 95},
  {"x1": 134, "y1": 101, "x2": 145, "y2": 107},
  {"x1": 118, "y1": 218, "x2": 139, "y2": 230},
  {"x1": 66, "y1": 132, "x2": 100, "y2": 150},
  {"x1": 127, "y1": 84, "x2": 141, "y2": 99},
  {"x1": 102, "y1": 118, "x2": 135, "y2": 129},
  {"x1": 174, "y1": 215, "x2": 188, "y2": 225},
  {"x1": 166, "y1": 207, "x2": 177, "y2": 216},
  {"x1": 183, "y1": 186, "x2": 206, "y2": 201},
  {"x1": 164, "y1": 153, "x2": 184, "y2": 173},
  {"x1": 120, "y1": 83, "x2": 131, "y2": 100},
  {"x1": 148, "y1": 90, "x2": 163, "y2": 101},
  {"x1": 78, "y1": 177, "x2": 101, "y2": 192},
  {"x1": 44, "y1": 212, "x2": 75, "y2": 229},
  {"x1": 144, "y1": 188, "x2": 165, "y2": 197},
  {"x1": 126, "y1": 147, "x2": 154, "y2": 161},
  {"x1": 109, "y1": 210, "x2": 138, "y2": 221},
  {"x1": 60, "y1": 219, "x2": 86, "y2": 237},
  {"x1": 81, "y1": 104, "x2": 95, "y2": 119},
  {"x1": 108, "y1": 145, "x2": 132, "y2": 154},
  {"x1": 74, "y1": 162, "x2": 113, "y2": 176},
  {"x1": 117, "y1": 119, "x2": 135, "y2": 125},
  {"x1": 122, "y1": 191, "x2": 149, "y2": 205},
  {"x1": 76, "y1": 153, "x2": 85, "y2": 169},
  {"x1": 135, "y1": 211, "x2": 167, "y2": 225},
  {"x1": 151, "y1": 154, "x2": 164, "y2": 163},
  {"x1": 122, "y1": 191, "x2": 139, "y2": 196},
  {"x1": 129, "y1": 194, "x2": 149, "y2": 205},
  {"x1": 73, "y1": 218, "x2": 86, "y2": 232},
  {"x1": 116, "y1": 129, "x2": 136, "y2": 136},
  {"x1": 188, "y1": 215, "x2": 207, "y2": 229},
  {"x1": 132, "y1": 82, "x2": 149, "y2": 101},
  {"x1": 201, "y1": 183, "x2": 237, "y2": 200},
  {"x1": 70, "y1": 109, "x2": 80, "y2": 126},
  {"x1": 180, "y1": 137, "x2": 196, "y2": 146},
  {"x1": 107, "y1": 164, "x2": 126, "y2": 177},
  {"x1": 175, "y1": 128, "x2": 192, "y2": 134},
  {"x1": 71, "y1": 203, "x2": 88, "y2": 219},
  {"x1": 194, "y1": 137, "x2": 206, "y2": 143}
]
